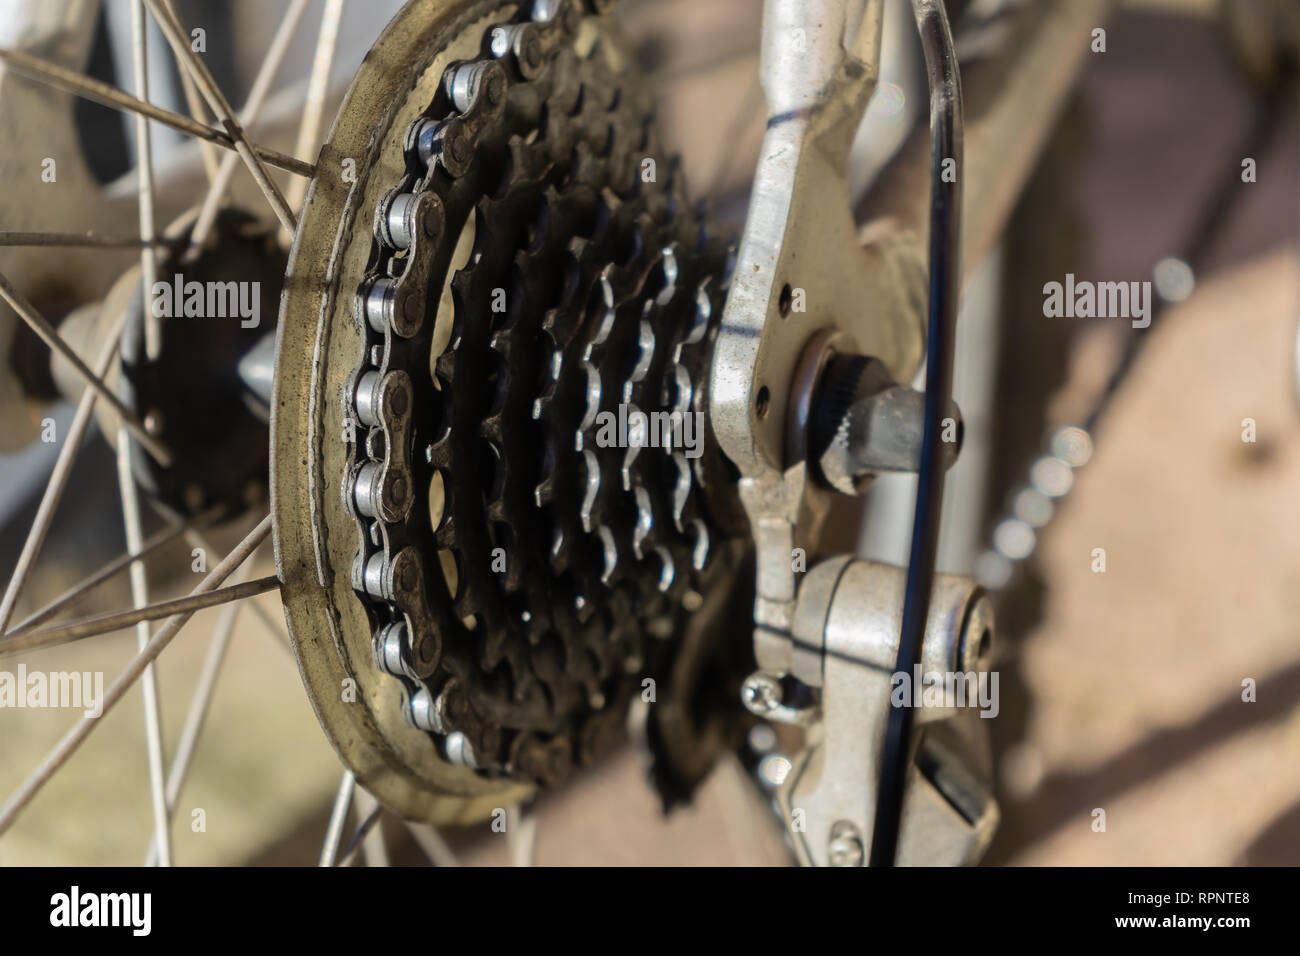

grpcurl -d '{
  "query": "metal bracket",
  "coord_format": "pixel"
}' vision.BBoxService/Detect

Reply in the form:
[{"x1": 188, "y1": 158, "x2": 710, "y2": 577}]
[
  {"x1": 709, "y1": 0, "x2": 926, "y2": 480},
  {"x1": 775, "y1": 557, "x2": 998, "y2": 866}
]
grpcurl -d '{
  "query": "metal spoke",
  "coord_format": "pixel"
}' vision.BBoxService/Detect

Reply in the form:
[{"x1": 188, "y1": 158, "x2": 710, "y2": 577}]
[
  {"x1": 0, "y1": 305, "x2": 131, "y2": 635},
  {"x1": 0, "y1": 576, "x2": 280, "y2": 658},
  {"x1": 159, "y1": 0, "x2": 219, "y2": 183},
  {"x1": 405, "y1": 822, "x2": 460, "y2": 867},
  {"x1": 5, "y1": 522, "x2": 185, "y2": 636},
  {"x1": 142, "y1": 0, "x2": 297, "y2": 233},
  {"x1": 144, "y1": 560, "x2": 255, "y2": 866},
  {"x1": 180, "y1": 526, "x2": 293, "y2": 657},
  {"x1": 116, "y1": 420, "x2": 171, "y2": 865},
  {"x1": 319, "y1": 771, "x2": 355, "y2": 867},
  {"x1": 130, "y1": 0, "x2": 162, "y2": 360},
  {"x1": 354, "y1": 788, "x2": 389, "y2": 867},
  {"x1": 284, "y1": 0, "x2": 344, "y2": 225},
  {"x1": 0, "y1": 269, "x2": 172, "y2": 466},
  {"x1": 185, "y1": 0, "x2": 312, "y2": 261},
  {"x1": 0, "y1": 515, "x2": 272, "y2": 837},
  {"x1": 335, "y1": 805, "x2": 383, "y2": 867},
  {"x1": 0, "y1": 231, "x2": 165, "y2": 249},
  {"x1": 0, "y1": 47, "x2": 313, "y2": 178},
  {"x1": 245, "y1": 598, "x2": 295, "y2": 656}
]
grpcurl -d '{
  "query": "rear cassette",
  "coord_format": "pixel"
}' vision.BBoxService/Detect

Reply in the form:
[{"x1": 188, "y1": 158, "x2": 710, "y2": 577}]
[{"x1": 274, "y1": 0, "x2": 750, "y2": 821}]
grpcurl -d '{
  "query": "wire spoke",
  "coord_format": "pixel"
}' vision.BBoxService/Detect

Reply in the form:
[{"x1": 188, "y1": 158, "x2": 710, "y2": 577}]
[
  {"x1": 115, "y1": 428, "x2": 170, "y2": 866},
  {"x1": 244, "y1": 598, "x2": 295, "y2": 656},
  {"x1": 335, "y1": 805, "x2": 383, "y2": 867},
  {"x1": 180, "y1": 526, "x2": 294, "y2": 657},
  {"x1": 0, "y1": 269, "x2": 172, "y2": 466},
  {"x1": 142, "y1": 0, "x2": 297, "y2": 233},
  {"x1": 284, "y1": 0, "x2": 345, "y2": 226},
  {"x1": 0, "y1": 231, "x2": 164, "y2": 248},
  {"x1": 353, "y1": 788, "x2": 389, "y2": 867},
  {"x1": 0, "y1": 515, "x2": 272, "y2": 837},
  {"x1": 131, "y1": 0, "x2": 162, "y2": 360},
  {"x1": 405, "y1": 822, "x2": 460, "y2": 867},
  {"x1": 5, "y1": 522, "x2": 185, "y2": 636},
  {"x1": 0, "y1": 47, "x2": 313, "y2": 178},
  {"x1": 144, "y1": 559, "x2": 255, "y2": 866},
  {"x1": 0, "y1": 576, "x2": 279, "y2": 658},
  {"x1": 0, "y1": 305, "x2": 131, "y2": 635},
  {"x1": 116, "y1": 418, "x2": 171, "y2": 866},
  {"x1": 159, "y1": 0, "x2": 219, "y2": 182},
  {"x1": 319, "y1": 771, "x2": 356, "y2": 867},
  {"x1": 186, "y1": 0, "x2": 312, "y2": 261}
]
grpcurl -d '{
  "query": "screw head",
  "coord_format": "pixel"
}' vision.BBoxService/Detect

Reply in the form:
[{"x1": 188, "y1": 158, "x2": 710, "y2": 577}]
[
  {"x1": 740, "y1": 673, "x2": 782, "y2": 714},
  {"x1": 827, "y1": 821, "x2": 865, "y2": 867}
]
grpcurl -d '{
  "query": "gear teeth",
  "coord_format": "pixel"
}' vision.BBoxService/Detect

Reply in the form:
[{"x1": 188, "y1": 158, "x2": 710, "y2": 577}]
[
  {"x1": 596, "y1": 525, "x2": 619, "y2": 583},
  {"x1": 433, "y1": 515, "x2": 457, "y2": 549},
  {"x1": 480, "y1": 411, "x2": 505, "y2": 445},
  {"x1": 345, "y1": 8, "x2": 746, "y2": 789},
  {"x1": 434, "y1": 348, "x2": 458, "y2": 382},
  {"x1": 626, "y1": 315, "x2": 656, "y2": 398},
  {"x1": 669, "y1": 454, "x2": 691, "y2": 531},
  {"x1": 533, "y1": 469, "x2": 555, "y2": 507},
  {"x1": 426, "y1": 433, "x2": 453, "y2": 471}
]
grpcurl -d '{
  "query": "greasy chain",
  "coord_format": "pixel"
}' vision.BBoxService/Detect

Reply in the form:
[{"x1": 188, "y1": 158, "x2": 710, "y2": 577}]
[{"x1": 342, "y1": 0, "x2": 750, "y2": 789}]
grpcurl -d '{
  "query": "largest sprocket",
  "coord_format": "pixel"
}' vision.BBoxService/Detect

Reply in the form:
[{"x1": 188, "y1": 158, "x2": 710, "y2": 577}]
[{"x1": 273, "y1": 0, "x2": 750, "y2": 823}]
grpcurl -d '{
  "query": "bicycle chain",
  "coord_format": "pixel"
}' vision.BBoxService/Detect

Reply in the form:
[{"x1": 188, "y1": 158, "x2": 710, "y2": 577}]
[{"x1": 341, "y1": 0, "x2": 749, "y2": 789}]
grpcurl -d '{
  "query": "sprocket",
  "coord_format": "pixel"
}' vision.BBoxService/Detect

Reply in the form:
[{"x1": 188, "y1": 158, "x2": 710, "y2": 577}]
[{"x1": 273, "y1": 0, "x2": 750, "y2": 822}]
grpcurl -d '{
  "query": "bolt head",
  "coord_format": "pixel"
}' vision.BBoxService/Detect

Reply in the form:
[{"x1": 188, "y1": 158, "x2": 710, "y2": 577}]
[
  {"x1": 740, "y1": 673, "x2": 781, "y2": 713},
  {"x1": 828, "y1": 835, "x2": 864, "y2": 867},
  {"x1": 827, "y1": 821, "x2": 865, "y2": 867}
]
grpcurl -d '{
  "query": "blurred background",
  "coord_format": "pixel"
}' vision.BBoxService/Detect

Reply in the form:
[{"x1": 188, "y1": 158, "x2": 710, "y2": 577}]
[{"x1": 0, "y1": 0, "x2": 1297, "y2": 864}]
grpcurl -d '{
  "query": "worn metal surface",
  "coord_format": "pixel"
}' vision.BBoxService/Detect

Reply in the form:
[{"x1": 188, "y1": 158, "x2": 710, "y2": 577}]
[
  {"x1": 779, "y1": 555, "x2": 998, "y2": 865},
  {"x1": 273, "y1": 0, "x2": 535, "y2": 824},
  {"x1": 273, "y1": 0, "x2": 753, "y2": 822},
  {"x1": 709, "y1": 0, "x2": 926, "y2": 479},
  {"x1": 338, "y1": 0, "x2": 750, "y2": 790}
]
